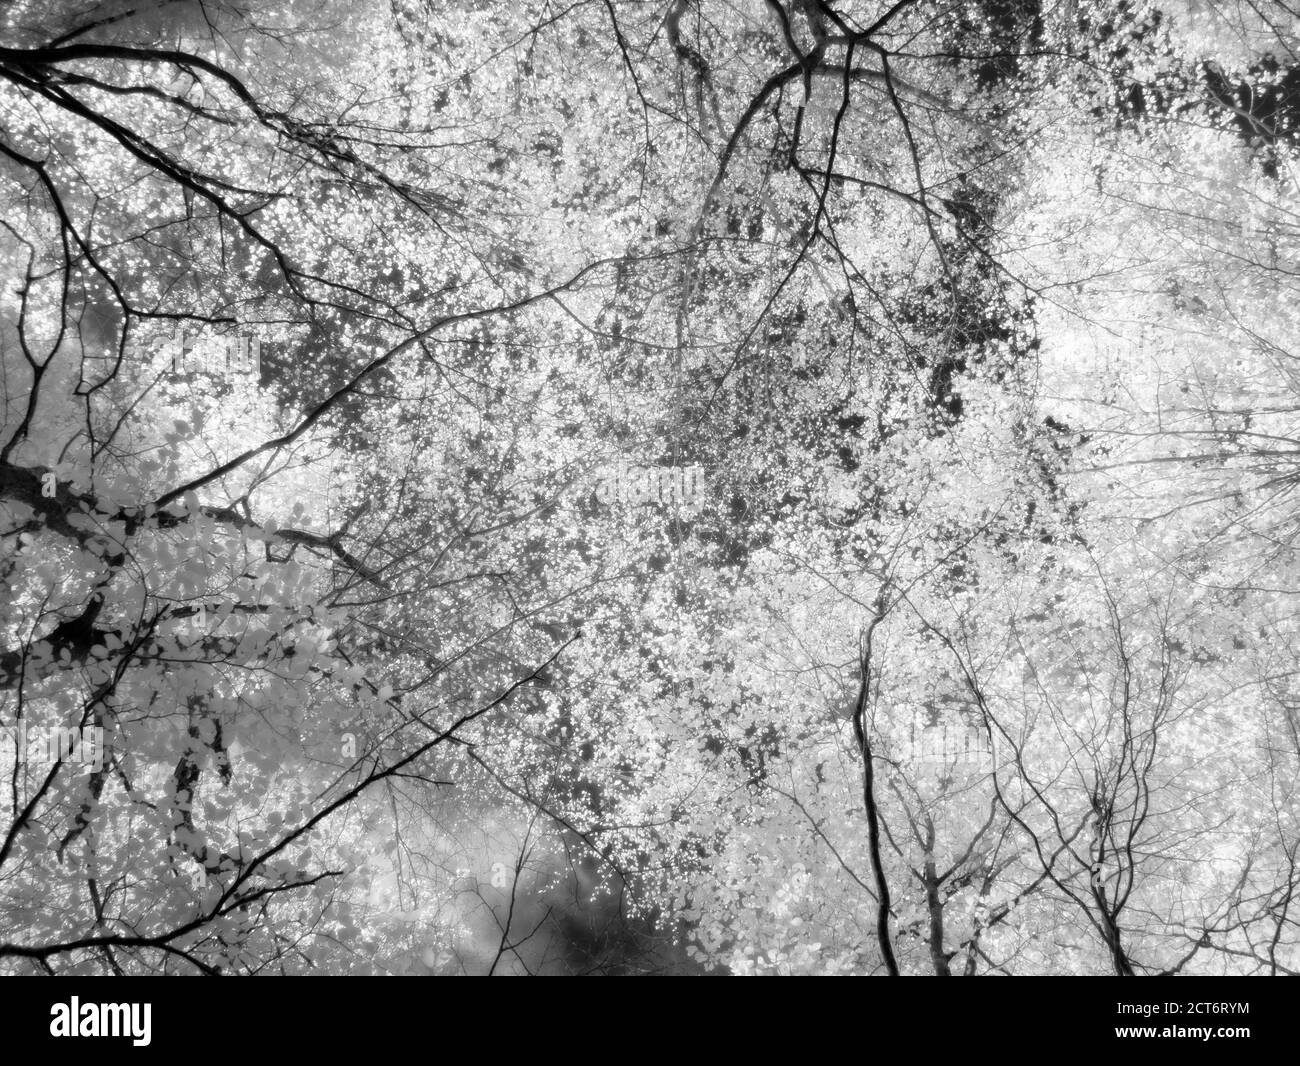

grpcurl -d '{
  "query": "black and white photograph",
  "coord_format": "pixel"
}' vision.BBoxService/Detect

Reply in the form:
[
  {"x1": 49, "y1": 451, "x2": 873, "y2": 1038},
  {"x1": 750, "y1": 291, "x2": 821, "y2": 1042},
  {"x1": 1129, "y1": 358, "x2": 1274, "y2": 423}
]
[{"x1": 0, "y1": 0, "x2": 1294, "y2": 1019}]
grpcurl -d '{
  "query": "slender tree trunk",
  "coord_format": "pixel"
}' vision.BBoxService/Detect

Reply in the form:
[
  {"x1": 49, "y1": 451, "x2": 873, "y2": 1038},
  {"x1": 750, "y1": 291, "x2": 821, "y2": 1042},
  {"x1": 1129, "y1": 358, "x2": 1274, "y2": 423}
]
[
  {"x1": 857, "y1": 722, "x2": 899, "y2": 975},
  {"x1": 923, "y1": 857, "x2": 952, "y2": 975},
  {"x1": 853, "y1": 613, "x2": 899, "y2": 975},
  {"x1": 1093, "y1": 876, "x2": 1135, "y2": 975},
  {"x1": 1101, "y1": 912, "x2": 1135, "y2": 976}
]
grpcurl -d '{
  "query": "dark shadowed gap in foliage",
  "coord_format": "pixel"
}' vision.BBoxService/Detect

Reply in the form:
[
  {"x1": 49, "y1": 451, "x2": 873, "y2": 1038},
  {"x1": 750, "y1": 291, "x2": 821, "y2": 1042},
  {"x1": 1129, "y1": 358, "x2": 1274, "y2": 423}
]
[{"x1": 447, "y1": 817, "x2": 715, "y2": 975}]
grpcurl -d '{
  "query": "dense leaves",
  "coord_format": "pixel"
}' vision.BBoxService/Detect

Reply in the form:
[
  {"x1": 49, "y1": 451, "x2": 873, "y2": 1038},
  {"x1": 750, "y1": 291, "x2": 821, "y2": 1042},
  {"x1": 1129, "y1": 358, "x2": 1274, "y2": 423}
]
[{"x1": 0, "y1": 0, "x2": 1296, "y2": 975}]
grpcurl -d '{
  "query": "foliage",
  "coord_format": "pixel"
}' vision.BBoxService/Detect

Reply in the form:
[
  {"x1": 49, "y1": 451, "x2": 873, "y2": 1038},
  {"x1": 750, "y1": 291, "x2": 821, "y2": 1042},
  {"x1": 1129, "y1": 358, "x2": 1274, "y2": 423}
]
[{"x1": 1, "y1": 0, "x2": 1297, "y2": 975}]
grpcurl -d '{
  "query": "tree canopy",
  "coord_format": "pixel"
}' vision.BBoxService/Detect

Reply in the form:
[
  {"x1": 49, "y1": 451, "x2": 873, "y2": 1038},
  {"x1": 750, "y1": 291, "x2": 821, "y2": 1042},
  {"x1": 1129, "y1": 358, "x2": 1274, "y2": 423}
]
[{"x1": 1, "y1": 0, "x2": 1298, "y2": 975}]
